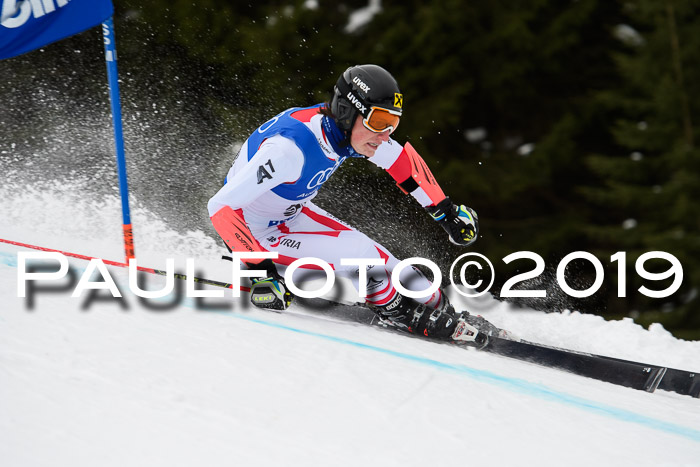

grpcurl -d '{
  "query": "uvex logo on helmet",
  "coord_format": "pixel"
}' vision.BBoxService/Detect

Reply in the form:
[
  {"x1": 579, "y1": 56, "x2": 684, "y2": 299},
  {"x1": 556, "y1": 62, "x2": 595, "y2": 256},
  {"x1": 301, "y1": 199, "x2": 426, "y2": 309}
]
[
  {"x1": 352, "y1": 76, "x2": 371, "y2": 93},
  {"x1": 1, "y1": 0, "x2": 69, "y2": 29},
  {"x1": 346, "y1": 92, "x2": 367, "y2": 114}
]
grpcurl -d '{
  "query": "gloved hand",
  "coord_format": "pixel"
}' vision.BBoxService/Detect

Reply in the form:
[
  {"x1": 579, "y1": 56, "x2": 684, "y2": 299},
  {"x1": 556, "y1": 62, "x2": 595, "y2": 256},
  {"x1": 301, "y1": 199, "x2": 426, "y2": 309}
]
[
  {"x1": 426, "y1": 197, "x2": 479, "y2": 246},
  {"x1": 246, "y1": 259, "x2": 294, "y2": 310}
]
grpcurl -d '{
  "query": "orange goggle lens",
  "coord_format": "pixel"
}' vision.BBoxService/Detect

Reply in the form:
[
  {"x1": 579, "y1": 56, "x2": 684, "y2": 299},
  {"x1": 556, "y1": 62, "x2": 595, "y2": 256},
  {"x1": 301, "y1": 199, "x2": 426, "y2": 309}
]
[{"x1": 363, "y1": 106, "x2": 401, "y2": 134}]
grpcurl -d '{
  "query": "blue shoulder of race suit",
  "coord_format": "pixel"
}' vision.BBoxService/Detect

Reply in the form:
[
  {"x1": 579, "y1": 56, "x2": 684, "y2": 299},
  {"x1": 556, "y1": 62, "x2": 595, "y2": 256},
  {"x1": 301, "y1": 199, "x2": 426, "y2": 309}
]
[{"x1": 246, "y1": 105, "x2": 352, "y2": 201}]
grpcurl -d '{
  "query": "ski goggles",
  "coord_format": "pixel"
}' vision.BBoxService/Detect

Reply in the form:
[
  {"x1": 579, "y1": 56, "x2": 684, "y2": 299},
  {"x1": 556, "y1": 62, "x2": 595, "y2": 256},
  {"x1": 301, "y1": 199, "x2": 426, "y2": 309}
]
[{"x1": 362, "y1": 106, "x2": 402, "y2": 134}]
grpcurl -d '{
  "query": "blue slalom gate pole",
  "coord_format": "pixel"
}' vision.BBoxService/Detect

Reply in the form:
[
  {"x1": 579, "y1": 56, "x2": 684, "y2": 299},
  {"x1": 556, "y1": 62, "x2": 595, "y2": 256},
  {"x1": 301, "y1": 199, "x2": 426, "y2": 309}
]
[{"x1": 101, "y1": 17, "x2": 135, "y2": 260}]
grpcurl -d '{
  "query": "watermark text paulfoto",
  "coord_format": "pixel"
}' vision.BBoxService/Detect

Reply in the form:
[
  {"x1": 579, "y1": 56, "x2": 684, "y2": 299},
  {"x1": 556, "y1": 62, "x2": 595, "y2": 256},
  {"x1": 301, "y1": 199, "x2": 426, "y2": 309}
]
[{"x1": 15, "y1": 250, "x2": 683, "y2": 308}]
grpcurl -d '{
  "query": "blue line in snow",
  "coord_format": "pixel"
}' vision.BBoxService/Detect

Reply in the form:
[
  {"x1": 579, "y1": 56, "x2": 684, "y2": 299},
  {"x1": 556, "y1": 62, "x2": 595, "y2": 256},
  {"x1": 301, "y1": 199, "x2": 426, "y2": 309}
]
[
  {"x1": 212, "y1": 309, "x2": 700, "y2": 444},
  {"x1": 0, "y1": 251, "x2": 18, "y2": 268},
  {"x1": 1, "y1": 251, "x2": 698, "y2": 443}
]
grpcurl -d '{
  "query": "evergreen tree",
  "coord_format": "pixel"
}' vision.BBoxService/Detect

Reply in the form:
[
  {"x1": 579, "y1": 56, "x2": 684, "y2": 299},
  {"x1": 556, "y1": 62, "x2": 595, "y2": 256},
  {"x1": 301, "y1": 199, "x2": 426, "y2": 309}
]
[{"x1": 582, "y1": 0, "x2": 700, "y2": 338}]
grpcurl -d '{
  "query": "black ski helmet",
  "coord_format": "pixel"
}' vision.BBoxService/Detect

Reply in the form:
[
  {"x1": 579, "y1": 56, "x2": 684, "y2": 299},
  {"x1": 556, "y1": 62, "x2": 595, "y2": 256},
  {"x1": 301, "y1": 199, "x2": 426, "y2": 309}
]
[{"x1": 330, "y1": 64, "x2": 403, "y2": 133}]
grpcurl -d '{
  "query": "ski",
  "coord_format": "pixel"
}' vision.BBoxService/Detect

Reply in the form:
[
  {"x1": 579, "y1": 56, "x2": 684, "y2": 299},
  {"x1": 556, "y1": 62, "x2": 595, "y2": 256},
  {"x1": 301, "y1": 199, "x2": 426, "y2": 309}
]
[
  {"x1": 482, "y1": 336, "x2": 671, "y2": 394},
  {"x1": 302, "y1": 300, "x2": 700, "y2": 398},
  {"x1": 656, "y1": 367, "x2": 700, "y2": 397},
  {"x1": 412, "y1": 319, "x2": 698, "y2": 397}
]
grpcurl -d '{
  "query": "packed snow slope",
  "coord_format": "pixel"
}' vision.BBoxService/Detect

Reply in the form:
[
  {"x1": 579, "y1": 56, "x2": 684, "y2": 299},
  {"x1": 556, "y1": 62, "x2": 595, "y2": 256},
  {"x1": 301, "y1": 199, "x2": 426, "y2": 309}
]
[{"x1": 1, "y1": 183, "x2": 700, "y2": 467}]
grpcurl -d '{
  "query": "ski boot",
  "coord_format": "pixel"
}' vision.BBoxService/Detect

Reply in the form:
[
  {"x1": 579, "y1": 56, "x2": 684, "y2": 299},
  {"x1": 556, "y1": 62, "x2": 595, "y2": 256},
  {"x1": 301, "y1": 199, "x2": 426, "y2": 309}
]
[
  {"x1": 372, "y1": 294, "x2": 499, "y2": 348},
  {"x1": 452, "y1": 312, "x2": 519, "y2": 345}
]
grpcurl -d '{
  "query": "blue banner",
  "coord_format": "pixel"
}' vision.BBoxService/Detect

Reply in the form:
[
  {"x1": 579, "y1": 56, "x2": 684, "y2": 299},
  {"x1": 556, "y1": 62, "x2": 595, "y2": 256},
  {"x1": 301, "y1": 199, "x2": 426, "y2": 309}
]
[{"x1": 0, "y1": 0, "x2": 113, "y2": 60}]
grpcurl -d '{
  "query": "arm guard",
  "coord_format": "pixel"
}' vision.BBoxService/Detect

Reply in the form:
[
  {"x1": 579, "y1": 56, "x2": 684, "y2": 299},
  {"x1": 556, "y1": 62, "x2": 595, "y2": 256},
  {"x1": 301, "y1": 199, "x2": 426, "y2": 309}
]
[
  {"x1": 385, "y1": 142, "x2": 446, "y2": 207},
  {"x1": 210, "y1": 206, "x2": 266, "y2": 265}
]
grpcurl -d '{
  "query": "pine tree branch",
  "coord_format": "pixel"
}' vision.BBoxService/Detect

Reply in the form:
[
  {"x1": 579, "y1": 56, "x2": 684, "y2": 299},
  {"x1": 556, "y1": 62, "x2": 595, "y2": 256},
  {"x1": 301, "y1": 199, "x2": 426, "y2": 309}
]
[{"x1": 665, "y1": 0, "x2": 694, "y2": 149}]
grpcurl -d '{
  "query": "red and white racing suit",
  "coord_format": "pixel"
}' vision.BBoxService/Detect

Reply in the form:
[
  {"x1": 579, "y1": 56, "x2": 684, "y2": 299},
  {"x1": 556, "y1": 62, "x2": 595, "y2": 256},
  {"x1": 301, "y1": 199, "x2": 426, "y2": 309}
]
[{"x1": 208, "y1": 106, "x2": 447, "y2": 308}]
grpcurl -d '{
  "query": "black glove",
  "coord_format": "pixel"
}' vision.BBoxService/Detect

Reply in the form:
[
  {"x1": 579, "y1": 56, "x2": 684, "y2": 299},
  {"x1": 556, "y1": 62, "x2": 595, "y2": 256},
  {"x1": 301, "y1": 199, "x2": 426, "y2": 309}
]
[
  {"x1": 426, "y1": 197, "x2": 479, "y2": 246},
  {"x1": 245, "y1": 259, "x2": 293, "y2": 311}
]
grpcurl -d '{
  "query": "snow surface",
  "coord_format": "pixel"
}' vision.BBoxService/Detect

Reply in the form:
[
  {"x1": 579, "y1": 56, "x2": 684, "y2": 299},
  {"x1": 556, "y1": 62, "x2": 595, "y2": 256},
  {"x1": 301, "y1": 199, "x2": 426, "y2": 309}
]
[{"x1": 1, "y1": 183, "x2": 700, "y2": 467}]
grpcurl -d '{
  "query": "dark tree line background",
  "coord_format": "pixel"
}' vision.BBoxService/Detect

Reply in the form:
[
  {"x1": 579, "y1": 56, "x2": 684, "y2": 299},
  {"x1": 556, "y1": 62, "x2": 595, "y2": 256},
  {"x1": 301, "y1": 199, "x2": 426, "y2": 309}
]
[{"x1": 3, "y1": 0, "x2": 698, "y2": 338}]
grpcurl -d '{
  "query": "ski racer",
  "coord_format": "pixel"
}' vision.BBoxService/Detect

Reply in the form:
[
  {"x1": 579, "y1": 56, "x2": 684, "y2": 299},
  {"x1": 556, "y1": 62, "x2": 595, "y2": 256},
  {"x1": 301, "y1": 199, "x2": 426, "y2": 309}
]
[{"x1": 208, "y1": 64, "x2": 494, "y2": 345}]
